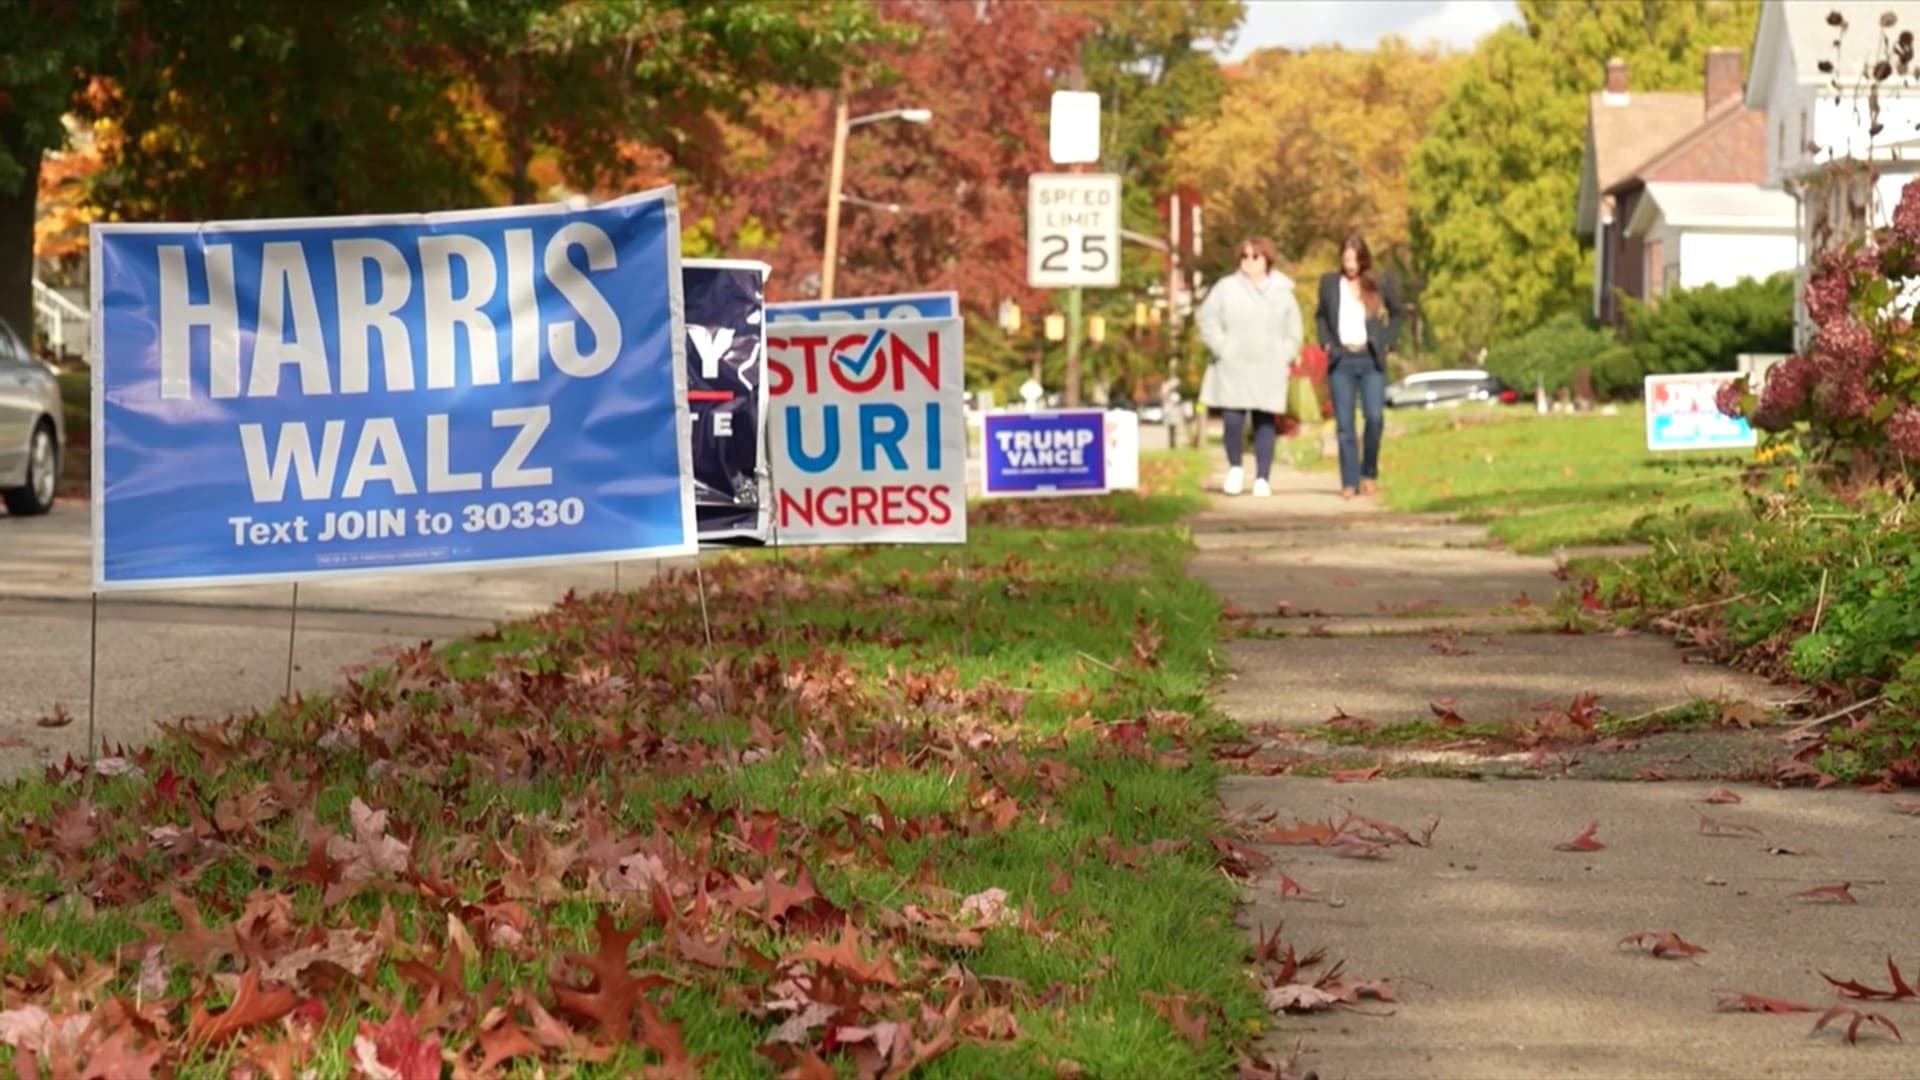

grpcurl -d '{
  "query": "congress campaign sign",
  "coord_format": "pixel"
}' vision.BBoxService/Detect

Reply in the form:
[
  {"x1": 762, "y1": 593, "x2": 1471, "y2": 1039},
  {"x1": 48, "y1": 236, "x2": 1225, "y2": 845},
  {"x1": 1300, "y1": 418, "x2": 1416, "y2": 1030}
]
[
  {"x1": 981, "y1": 409, "x2": 1108, "y2": 497},
  {"x1": 1645, "y1": 372, "x2": 1755, "y2": 452},
  {"x1": 767, "y1": 290, "x2": 957, "y2": 326},
  {"x1": 766, "y1": 315, "x2": 966, "y2": 545},
  {"x1": 90, "y1": 189, "x2": 695, "y2": 590},
  {"x1": 684, "y1": 259, "x2": 769, "y2": 542}
]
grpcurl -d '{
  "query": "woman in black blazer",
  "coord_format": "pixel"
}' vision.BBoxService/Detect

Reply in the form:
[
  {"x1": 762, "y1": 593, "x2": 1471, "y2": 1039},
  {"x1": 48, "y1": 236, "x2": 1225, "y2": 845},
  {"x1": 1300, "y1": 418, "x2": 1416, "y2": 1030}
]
[{"x1": 1315, "y1": 234, "x2": 1403, "y2": 499}]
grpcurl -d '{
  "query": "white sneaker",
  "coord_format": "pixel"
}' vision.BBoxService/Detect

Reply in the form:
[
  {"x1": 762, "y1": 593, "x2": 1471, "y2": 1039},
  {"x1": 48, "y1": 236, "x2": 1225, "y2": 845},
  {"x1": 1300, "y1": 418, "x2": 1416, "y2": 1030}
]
[
  {"x1": 1252, "y1": 478, "x2": 1271, "y2": 498},
  {"x1": 1223, "y1": 466, "x2": 1244, "y2": 495}
]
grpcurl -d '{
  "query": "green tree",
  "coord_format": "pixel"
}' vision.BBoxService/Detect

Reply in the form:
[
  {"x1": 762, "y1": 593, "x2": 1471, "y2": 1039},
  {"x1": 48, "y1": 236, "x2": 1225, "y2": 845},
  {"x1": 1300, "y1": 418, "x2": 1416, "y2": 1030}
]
[
  {"x1": 447, "y1": 0, "x2": 886, "y2": 205},
  {"x1": 81, "y1": 0, "x2": 883, "y2": 224},
  {"x1": 0, "y1": 0, "x2": 116, "y2": 345},
  {"x1": 84, "y1": 0, "x2": 488, "y2": 224},
  {"x1": 1072, "y1": 0, "x2": 1243, "y2": 402},
  {"x1": 1408, "y1": 0, "x2": 1760, "y2": 356}
]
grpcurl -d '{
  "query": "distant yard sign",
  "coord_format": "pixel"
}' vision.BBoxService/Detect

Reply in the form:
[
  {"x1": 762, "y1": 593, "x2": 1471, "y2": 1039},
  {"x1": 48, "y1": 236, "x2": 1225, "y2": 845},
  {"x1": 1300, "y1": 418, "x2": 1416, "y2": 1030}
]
[
  {"x1": 1645, "y1": 372, "x2": 1755, "y2": 452},
  {"x1": 981, "y1": 409, "x2": 1107, "y2": 497}
]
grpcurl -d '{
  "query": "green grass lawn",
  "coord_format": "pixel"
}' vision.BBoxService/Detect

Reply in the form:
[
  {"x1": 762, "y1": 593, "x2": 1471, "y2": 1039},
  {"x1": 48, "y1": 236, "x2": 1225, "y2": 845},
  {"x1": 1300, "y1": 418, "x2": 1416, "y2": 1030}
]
[
  {"x1": 0, "y1": 451, "x2": 1267, "y2": 1078},
  {"x1": 1300, "y1": 404, "x2": 1750, "y2": 553}
]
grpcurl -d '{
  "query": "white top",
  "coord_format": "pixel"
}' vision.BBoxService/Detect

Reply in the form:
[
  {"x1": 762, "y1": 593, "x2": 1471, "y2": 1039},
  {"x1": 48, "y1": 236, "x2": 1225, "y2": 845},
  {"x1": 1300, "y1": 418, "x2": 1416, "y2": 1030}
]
[{"x1": 1337, "y1": 277, "x2": 1368, "y2": 348}]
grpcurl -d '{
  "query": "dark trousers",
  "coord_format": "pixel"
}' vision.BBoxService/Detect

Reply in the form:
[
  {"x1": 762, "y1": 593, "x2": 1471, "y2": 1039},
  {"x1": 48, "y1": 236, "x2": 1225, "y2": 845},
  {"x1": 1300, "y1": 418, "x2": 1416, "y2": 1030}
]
[
  {"x1": 1220, "y1": 409, "x2": 1276, "y2": 480},
  {"x1": 1327, "y1": 347, "x2": 1385, "y2": 489}
]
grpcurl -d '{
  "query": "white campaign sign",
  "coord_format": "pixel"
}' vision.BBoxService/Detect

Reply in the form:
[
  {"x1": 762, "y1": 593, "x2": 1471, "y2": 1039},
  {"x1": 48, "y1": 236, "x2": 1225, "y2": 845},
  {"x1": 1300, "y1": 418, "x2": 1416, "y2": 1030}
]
[
  {"x1": 1028, "y1": 173, "x2": 1121, "y2": 288},
  {"x1": 1105, "y1": 409, "x2": 1139, "y2": 491},
  {"x1": 765, "y1": 316, "x2": 967, "y2": 546}
]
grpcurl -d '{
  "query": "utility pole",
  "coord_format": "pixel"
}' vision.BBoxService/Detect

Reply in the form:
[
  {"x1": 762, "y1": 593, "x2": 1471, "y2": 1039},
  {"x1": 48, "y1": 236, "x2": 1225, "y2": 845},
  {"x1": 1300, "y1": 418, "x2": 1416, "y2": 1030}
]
[
  {"x1": 1062, "y1": 64, "x2": 1087, "y2": 409},
  {"x1": 820, "y1": 73, "x2": 851, "y2": 300}
]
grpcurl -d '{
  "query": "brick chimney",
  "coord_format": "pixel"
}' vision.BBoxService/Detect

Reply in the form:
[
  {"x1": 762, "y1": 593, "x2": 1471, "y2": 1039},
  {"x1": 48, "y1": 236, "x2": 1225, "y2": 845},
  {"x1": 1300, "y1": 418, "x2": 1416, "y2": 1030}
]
[
  {"x1": 1604, "y1": 57, "x2": 1628, "y2": 95},
  {"x1": 1704, "y1": 47, "x2": 1744, "y2": 111}
]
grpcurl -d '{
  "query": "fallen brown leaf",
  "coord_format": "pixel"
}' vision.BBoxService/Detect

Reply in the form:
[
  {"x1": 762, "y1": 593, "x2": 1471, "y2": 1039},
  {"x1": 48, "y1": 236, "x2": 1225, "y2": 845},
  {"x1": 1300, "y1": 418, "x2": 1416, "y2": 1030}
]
[
  {"x1": 1821, "y1": 957, "x2": 1917, "y2": 1001},
  {"x1": 1813, "y1": 1005, "x2": 1902, "y2": 1044},
  {"x1": 351, "y1": 1007, "x2": 441, "y2": 1080},
  {"x1": 1141, "y1": 991, "x2": 1210, "y2": 1049},
  {"x1": 1697, "y1": 813, "x2": 1763, "y2": 838},
  {"x1": 1619, "y1": 930, "x2": 1706, "y2": 959},
  {"x1": 1263, "y1": 983, "x2": 1339, "y2": 1013},
  {"x1": 185, "y1": 968, "x2": 301, "y2": 1044},
  {"x1": 1275, "y1": 874, "x2": 1319, "y2": 901},
  {"x1": 1553, "y1": 820, "x2": 1605, "y2": 852},
  {"x1": 1714, "y1": 991, "x2": 1818, "y2": 1014}
]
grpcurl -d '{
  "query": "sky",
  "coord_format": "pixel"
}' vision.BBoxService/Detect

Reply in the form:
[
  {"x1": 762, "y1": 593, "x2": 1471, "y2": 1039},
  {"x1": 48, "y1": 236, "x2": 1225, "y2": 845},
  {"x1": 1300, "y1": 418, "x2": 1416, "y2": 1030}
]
[{"x1": 1219, "y1": 0, "x2": 1522, "y2": 59}]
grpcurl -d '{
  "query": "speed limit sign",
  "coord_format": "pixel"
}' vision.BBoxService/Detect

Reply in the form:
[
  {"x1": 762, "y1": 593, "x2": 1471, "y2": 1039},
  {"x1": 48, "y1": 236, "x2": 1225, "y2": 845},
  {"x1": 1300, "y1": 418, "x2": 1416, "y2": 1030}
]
[{"x1": 1027, "y1": 173, "x2": 1121, "y2": 288}]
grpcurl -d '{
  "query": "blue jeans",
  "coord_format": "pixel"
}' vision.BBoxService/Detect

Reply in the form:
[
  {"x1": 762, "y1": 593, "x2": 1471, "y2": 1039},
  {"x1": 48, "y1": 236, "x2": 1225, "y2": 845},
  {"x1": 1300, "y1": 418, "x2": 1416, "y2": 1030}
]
[{"x1": 1327, "y1": 348, "x2": 1385, "y2": 490}]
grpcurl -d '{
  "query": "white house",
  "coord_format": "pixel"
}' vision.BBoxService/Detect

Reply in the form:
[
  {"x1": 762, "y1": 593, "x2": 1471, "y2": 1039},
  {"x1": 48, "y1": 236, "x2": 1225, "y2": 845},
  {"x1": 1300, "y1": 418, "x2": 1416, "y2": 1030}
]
[
  {"x1": 1621, "y1": 182, "x2": 1798, "y2": 293},
  {"x1": 1745, "y1": 0, "x2": 1920, "y2": 339},
  {"x1": 1576, "y1": 48, "x2": 1798, "y2": 324}
]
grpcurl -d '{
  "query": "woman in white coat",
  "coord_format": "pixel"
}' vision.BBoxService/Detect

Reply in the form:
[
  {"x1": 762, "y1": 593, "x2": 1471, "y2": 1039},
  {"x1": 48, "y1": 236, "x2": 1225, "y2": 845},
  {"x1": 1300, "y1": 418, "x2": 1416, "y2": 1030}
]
[{"x1": 1197, "y1": 236, "x2": 1303, "y2": 497}]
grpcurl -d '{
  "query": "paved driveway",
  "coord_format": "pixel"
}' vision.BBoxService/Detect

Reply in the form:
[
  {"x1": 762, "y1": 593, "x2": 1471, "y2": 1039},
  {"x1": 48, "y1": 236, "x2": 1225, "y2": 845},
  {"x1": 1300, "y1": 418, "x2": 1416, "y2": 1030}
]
[{"x1": 0, "y1": 503, "x2": 681, "y2": 780}]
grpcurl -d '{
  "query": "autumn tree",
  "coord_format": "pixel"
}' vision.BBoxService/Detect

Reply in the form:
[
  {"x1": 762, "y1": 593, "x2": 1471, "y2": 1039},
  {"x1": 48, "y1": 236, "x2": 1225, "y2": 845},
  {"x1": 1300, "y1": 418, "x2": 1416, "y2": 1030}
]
[
  {"x1": 13, "y1": 0, "x2": 879, "y2": 333},
  {"x1": 714, "y1": 0, "x2": 1091, "y2": 313},
  {"x1": 1407, "y1": 0, "x2": 1760, "y2": 355},
  {"x1": 76, "y1": 0, "x2": 880, "y2": 224},
  {"x1": 76, "y1": 0, "x2": 487, "y2": 225},
  {"x1": 441, "y1": 0, "x2": 885, "y2": 206},
  {"x1": 0, "y1": 0, "x2": 115, "y2": 345},
  {"x1": 1172, "y1": 38, "x2": 1463, "y2": 345}
]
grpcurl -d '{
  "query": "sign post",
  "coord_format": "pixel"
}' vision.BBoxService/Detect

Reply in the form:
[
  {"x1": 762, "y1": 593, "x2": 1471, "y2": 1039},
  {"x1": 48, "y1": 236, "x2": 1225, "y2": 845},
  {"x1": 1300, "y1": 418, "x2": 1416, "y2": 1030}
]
[{"x1": 1029, "y1": 171, "x2": 1120, "y2": 408}]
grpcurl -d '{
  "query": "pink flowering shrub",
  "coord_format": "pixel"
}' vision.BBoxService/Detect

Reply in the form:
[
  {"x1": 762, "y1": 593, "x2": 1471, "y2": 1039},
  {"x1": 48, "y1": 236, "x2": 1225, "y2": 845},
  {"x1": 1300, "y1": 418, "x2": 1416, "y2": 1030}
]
[{"x1": 1719, "y1": 177, "x2": 1920, "y2": 487}]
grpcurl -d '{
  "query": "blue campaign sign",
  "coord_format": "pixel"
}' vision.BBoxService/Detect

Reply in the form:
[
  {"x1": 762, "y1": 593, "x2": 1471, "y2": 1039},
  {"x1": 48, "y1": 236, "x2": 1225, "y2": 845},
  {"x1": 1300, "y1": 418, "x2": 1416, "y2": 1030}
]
[
  {"x1": 767, "y1": 290, "x2": 957, "y2": 325},
  {"x1": 90, "y1": 189, "x2": 696, "y2": 590},
  {"x1": 981, "y1": 409, "x2": 1108, "y2": 497},
  {"x1": 684, "y1": 259, "x2": 769, "y2": 543}
]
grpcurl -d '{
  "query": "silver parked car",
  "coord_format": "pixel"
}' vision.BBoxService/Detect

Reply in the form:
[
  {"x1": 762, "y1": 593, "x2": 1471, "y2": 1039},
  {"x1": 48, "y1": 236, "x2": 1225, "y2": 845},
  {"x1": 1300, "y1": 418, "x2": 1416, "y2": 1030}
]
[
  {"x1": 1383, "y1": 369, "x2": 1516, "y2": 409},
  {"x1": 0, "y1": 316, "x2": 64, "y2": 515}
]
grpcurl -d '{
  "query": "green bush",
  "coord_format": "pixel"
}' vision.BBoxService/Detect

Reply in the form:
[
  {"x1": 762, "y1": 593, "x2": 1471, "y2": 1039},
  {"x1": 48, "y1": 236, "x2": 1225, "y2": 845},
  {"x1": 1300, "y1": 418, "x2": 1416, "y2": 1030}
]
[
  {"x1": 1483, "y1": 312, "x2": 1614, "y2": 396},
  {"x1": 1600, "y1": 274, "x2": 1794, "y2": 396},
  {"x1": 1587, "y1": 344, "x2": 1641, "y2": 397},
  {"x1": 1591, "y1": 495, "x2": 1920, "y2": 783}
]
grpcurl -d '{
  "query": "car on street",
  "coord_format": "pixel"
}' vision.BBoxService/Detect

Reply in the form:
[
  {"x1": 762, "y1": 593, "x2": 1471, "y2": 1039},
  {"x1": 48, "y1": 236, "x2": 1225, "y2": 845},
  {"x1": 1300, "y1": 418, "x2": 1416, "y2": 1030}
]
[
  {"x1": 0, "y1": 316, "x2": 64, "y2": 515},
  {"x1": 1384, "y1": 369, "x2": 1516, "y2": 409}
]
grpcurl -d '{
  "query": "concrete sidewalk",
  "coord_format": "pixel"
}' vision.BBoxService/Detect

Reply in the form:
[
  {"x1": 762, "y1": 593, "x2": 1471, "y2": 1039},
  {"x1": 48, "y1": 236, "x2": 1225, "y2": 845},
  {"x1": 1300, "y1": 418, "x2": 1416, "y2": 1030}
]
[
  {"x1": 1196, "y1": 464, "x2": 1918, "y2": 1079},
  {"x1": 0, "y1": 503, "x2": 694, "y2": 779}
]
